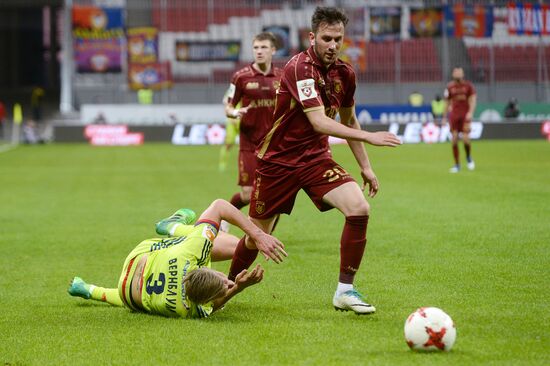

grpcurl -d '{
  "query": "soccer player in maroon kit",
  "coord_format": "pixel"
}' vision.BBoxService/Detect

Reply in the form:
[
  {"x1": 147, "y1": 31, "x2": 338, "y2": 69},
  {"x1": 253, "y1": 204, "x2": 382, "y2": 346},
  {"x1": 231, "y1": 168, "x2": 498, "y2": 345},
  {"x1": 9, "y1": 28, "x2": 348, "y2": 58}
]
[
  {"x1": 442, "y1": 66, "x2": 477, "y2": 173},
  {"x1": 224, "y1": 32, "x2": 283, "y2": 222},
  {"x1": 228, "y1": 7, "x2": 401, "y2": 314}
]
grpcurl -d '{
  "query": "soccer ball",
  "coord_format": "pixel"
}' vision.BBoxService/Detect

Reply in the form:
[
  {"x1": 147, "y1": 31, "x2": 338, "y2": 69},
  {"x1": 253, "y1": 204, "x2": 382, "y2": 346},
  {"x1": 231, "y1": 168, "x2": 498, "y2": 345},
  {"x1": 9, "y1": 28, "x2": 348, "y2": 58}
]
[{"x1": 404, "y1": 307, "x2": 456, "y2": 352}]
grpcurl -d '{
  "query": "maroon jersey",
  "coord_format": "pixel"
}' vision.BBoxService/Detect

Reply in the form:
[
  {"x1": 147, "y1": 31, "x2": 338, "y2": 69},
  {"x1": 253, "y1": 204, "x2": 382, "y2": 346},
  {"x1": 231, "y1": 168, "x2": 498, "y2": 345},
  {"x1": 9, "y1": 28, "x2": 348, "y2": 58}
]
[
  {"x1": 444, "y1": 80, "x2": 476, "y2": 118},
  {"x1": 257, "y1": 47, "x2": 356, "y2": 167},
  {"x1": 228, "y1": 64, "x2": 283, "y2": 152}
]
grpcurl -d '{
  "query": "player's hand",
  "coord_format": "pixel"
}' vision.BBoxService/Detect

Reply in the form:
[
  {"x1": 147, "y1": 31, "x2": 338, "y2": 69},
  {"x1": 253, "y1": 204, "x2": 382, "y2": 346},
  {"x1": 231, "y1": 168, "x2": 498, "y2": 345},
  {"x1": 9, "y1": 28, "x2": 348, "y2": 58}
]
[
  {"x1": 465, "y1": 112, "x2": 473, "y2": 122},
  {"x1": 235, "y1": 106, "x2": 250, "y2": 118},
  {"x1": 361, "y1": 168, "x2": 379, "y2": 198},
  {"x1": 365, "y1": 131, "x2": 401, "y2": 147},
  {"x1": 253, "y1": 232, "x2": 288, "y2": 264},
  {"x1": 234, "y1": 264, "x2": 264, "y2": 290}
]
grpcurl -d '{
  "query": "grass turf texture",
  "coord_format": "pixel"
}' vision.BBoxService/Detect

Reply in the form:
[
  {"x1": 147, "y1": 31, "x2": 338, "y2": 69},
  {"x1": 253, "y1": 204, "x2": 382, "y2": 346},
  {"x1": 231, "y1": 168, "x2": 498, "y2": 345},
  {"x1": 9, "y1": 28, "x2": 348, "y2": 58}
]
[{"x1": 0, "y1": 141, "x2": 548, "y2": 366}]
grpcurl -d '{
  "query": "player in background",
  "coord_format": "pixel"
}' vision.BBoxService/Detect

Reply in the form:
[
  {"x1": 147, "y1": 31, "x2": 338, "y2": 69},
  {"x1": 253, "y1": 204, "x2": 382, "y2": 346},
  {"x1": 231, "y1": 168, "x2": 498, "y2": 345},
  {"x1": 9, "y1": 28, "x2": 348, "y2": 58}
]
[
  {"x1": 442, "y1": 66, "x2": 477, "y2": 173},
  {"x1": 68, "y1": 200, "x2": 285, "y2": 319},
  {"x1": 219, "y1": 87, "x2": 240, "y2": 172},
  {"x1": 228, "y1": 7, "x2": 401, "y2": 315},
  {"x1": 223, "y1": 32, "x2": 283, "y2": 228}
]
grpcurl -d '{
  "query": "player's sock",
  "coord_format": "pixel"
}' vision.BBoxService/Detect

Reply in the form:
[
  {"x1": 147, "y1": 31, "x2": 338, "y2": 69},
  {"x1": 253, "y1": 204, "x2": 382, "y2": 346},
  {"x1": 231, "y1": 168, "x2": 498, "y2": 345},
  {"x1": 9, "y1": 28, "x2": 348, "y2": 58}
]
[
  {"x1": 219, "y1": 147, "x2": 228, "y2": 172},
  {"x1": 228, "y1": 237, "x2": 258, "y2": 281},
  {"x1": 155, "y1": 208, "x2": 196, "y2": 236},
  {"x1": 336, "y1": 282, "x2": 353, "y2": 296},
  {"x1": 452, "y1": 143, "x2": 459, "y2": 165},
  {"x1": 171, "y1": 224, "x2": 195, "y2": 237},
  {"x1": 464, "y1": 143, "x2": 472, "y2": 162},
  {"x1": 91, "y1": 286, "x2": 124, "y2": 307},
  {"x1": 230, "y1": 192, "x2": 247, "y2": 210},
  {"x1": 339, "y1": 215, "x2": 369, "y2": 284}
]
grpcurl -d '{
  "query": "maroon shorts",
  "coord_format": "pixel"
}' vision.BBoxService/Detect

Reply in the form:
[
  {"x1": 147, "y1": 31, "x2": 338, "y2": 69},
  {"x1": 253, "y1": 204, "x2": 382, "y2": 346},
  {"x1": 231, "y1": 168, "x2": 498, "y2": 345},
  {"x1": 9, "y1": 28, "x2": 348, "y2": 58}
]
[
  {"x1": 249, "y1": 158, "x2": 356, "y2": 219},
  {"x1": 450, "y1": 115, "x2": 471, "y2": 132},
  {"x1": 238, "y1": 150, "x2": 257, "y2": 186}
]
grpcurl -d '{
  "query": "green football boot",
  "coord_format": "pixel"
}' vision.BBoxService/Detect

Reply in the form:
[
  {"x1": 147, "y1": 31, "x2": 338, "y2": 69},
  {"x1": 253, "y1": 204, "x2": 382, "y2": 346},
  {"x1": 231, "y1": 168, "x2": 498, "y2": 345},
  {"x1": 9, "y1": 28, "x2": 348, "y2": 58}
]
[
  {"x1": 68, "y1": 276, "x2": 92, "y2": 299},
  {"x1": 155, "y1": 208, "x2": 197, "y2": 236}
]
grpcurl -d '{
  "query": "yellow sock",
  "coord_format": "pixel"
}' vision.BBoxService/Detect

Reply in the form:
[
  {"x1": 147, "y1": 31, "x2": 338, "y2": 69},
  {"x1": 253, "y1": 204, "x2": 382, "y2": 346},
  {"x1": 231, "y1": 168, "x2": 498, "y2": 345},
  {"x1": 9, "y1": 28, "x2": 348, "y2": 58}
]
[
  {"x1": 171, "y1": 224, "x2": 195, "y2": 237},
  {"x1": 219, "y1": 147, "x2": 228, "y2": 171},
  {"x1": 90, "y1": 286, "x2": 123, "y2": 307}
]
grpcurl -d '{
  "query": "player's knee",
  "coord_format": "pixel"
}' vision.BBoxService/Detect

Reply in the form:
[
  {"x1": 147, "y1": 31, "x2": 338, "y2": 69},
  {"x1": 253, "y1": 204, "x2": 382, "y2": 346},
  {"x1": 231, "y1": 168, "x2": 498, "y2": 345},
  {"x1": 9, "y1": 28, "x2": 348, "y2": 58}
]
[{"x1": 347, "y1": 199, "x2": 370, "y2": 216}]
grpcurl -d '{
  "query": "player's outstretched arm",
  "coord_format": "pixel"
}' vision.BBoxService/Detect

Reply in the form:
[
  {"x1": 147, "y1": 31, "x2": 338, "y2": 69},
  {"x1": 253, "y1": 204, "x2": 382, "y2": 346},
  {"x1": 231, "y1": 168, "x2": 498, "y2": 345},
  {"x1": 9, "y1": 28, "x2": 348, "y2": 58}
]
[
  {"x1": 339, "y1": 106, "x2": 380, "y2": 197},
  {"x1": 198, "y1": 199, "x2": 287, "y2": 263},
  {"x1": 306, "y1": 109, "x2": 401, "y2": 147},
  {"x1": 212, "y1": 264, "x2": 264, "y2": 312}
]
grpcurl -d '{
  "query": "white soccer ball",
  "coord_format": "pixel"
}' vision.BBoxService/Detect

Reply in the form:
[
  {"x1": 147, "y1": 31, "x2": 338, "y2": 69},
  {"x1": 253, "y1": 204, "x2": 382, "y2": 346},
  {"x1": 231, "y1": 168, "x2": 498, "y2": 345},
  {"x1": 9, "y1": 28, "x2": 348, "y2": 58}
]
[{"x1": 404, "y1": 307, "x2": 456, "y2": 352}]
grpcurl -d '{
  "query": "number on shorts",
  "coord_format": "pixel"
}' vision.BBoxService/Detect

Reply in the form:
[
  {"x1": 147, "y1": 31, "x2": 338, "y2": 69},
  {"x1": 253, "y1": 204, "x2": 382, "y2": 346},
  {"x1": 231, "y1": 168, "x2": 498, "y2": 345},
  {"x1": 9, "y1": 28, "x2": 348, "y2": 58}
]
[
  {"x1": 323, "y1": 166, "x2": 346, "y2": 183},
  {"x1": 145, "y1": 272, "x2": 166, "y2": 295}
]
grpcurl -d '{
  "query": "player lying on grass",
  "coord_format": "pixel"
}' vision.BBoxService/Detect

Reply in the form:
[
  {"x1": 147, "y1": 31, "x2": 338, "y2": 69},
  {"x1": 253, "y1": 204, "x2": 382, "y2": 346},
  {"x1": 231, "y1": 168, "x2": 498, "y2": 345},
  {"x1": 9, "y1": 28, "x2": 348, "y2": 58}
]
[{"x1": 68, "y1": 199, "x2": 286, "y2": 318}]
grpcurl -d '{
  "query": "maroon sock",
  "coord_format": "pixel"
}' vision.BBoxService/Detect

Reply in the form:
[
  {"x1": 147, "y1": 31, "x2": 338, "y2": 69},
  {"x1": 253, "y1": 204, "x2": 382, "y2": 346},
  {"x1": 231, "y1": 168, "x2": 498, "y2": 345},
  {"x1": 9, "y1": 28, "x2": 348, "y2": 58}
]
[
  {"x1": 230, "y1": 192, "x2": 247, "y2": 210},
  {"x1": 228, "y1": 237, "x2": 258, "y2": 281},
  {"x1": 339, "y1": 215, "x2": 369, "y2": 284},
  {"x1": 464, "y1": 143, "x2": 471, "y2": 160},
  {"x1": 452, "y1": 144, "x2": 459, "y2": 165}
]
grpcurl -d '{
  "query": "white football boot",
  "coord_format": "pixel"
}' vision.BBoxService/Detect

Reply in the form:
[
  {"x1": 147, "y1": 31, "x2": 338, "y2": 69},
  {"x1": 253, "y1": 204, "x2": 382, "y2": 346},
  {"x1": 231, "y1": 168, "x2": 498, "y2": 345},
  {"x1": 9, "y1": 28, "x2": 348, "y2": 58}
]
[
  {"x1": 449, "y1": 165, "x2": 460, "y2": 173},
  {"x1": 467, "y1": 160, "x2": 475, "y2": 171},
  {"x1": 333, "y1": 289, "x2": 376, "y2": 315}
]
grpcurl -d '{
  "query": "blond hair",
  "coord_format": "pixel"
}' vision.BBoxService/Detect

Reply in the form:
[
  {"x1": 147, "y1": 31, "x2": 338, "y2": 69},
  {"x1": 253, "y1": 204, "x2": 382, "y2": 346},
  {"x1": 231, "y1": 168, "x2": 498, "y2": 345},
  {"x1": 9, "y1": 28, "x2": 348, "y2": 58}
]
[{"x1": 183, "y1": 268, "x2": 226, "y2": 304}]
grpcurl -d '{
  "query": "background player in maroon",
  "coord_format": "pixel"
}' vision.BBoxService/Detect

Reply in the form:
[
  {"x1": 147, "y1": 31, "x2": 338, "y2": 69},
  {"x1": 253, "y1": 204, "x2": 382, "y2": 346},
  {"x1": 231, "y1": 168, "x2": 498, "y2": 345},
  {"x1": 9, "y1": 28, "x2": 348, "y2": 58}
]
[
  {"x1": 228, "y1": 7, "x2": 401, "y2": 315},
  {"x1": 223, "y1": 33, "x2": 283, "y2": 228},
  {"x1": 442, "y1": 66, "x2": 477, "y2": 173}
]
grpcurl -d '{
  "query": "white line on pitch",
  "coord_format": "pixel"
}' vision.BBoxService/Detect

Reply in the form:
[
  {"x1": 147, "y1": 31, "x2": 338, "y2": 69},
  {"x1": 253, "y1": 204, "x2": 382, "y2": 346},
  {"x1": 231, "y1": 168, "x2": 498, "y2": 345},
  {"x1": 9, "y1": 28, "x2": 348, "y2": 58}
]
[{"x1": 0, "y1": 144, "x2": 18, "y2": 154}]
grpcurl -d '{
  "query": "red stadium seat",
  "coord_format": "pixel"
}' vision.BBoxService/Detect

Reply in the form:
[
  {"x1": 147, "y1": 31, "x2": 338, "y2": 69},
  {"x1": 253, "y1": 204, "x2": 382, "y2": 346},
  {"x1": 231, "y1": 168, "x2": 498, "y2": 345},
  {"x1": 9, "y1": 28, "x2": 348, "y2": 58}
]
[{"x1": 467, "y1": 44, "x2": 540, "y2": 82}]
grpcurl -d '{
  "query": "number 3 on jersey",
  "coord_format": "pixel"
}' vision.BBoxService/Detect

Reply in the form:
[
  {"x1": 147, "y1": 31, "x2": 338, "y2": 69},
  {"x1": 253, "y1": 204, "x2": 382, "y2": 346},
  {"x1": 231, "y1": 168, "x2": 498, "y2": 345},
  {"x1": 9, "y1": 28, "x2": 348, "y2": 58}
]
[{"x1": 146, "y1": 272, "x2": 166, "y2": 295}]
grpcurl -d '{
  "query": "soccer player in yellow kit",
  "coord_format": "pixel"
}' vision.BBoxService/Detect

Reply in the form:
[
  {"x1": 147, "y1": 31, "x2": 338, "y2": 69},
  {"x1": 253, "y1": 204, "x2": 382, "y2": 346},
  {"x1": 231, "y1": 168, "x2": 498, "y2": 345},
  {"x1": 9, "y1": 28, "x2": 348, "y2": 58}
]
[
  {"x1": 219, "y1": 88, "x2": 241, "y2": 172},
  {"x1": 68, "y1": 199, "x2": 286, "y2": 318}
]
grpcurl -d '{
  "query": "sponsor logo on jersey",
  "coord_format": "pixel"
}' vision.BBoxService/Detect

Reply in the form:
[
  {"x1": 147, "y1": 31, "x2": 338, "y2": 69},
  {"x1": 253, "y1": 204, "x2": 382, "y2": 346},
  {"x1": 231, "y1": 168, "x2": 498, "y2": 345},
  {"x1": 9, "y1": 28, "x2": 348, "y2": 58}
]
[
  {"x1": 297, "y1": 79, "x2": 317, "y2": 102},
  {"x1": 246, "y1": 82, "x2": 259, "y2": 89},
  {"x1": 249, "y1": 99, "x2": 275, "y2": 108}
]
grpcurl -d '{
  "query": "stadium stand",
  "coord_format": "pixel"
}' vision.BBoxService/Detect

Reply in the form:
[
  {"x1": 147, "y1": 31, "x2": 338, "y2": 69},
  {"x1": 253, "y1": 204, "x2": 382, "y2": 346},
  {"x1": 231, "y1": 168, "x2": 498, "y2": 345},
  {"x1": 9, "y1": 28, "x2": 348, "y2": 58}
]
[
  {"x1": 361, "y1": 39, "x2": 441, "y2": 83},
  {"x1": 152, "y1": 0, "x2": 262, "y2": 32}
]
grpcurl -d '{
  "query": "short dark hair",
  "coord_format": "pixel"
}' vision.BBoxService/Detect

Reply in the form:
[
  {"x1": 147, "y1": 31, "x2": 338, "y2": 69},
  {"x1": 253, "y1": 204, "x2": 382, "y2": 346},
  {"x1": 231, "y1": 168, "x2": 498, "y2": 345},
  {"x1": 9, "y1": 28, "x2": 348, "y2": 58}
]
[
  {"x1": 311, "y1": 6, "x2": 349, "y2": 34},
  {"x1": 254, "y1": 32, "x2": 278, "y2": 49}
]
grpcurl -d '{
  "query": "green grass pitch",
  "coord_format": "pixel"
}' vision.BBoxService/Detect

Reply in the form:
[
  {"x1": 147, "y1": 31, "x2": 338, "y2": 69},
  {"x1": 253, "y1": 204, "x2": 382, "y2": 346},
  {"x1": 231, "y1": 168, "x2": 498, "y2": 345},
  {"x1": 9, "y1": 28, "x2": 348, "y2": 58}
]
[{"x1": 0, "y1": 141, "x2": 549, "y2": 365}]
